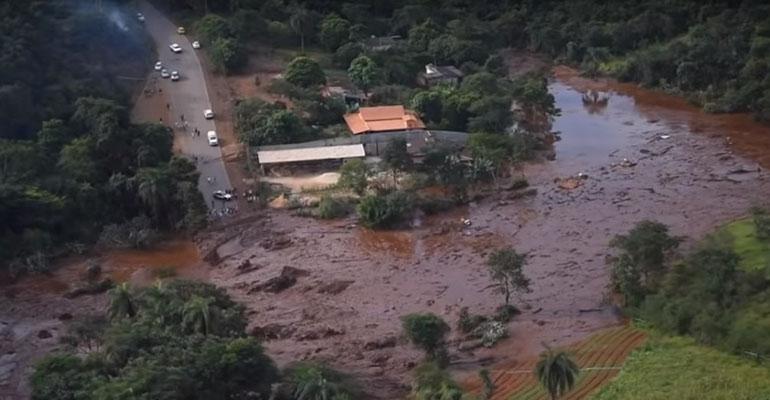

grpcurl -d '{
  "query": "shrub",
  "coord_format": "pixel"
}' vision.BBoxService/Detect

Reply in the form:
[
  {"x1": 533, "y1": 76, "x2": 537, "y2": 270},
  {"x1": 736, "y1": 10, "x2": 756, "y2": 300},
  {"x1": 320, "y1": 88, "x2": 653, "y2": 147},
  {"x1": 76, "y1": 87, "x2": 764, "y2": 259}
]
[
  {"x1": 457, "y1": 307, "x2": 488, "y2": 334},
  {"x1": 337, "y1": 159, "x2": 370, "y2": 195},
  {"x1": 411, "y1": 362, "x2": 464, "y2": 400},
  {"x1": 401, "y1": 313, "x2": 450, "y2": 360},
  {"x1": 316, "y1": 195, "x2": 348, "y2": 219},
  {"x1": 752, "y1": 207, "x2": 770, "y2": 240},
  {"x1": 472, "y1": 321, "x2": 508, "y2": 347},
  {"x1": 356, "y1": 190, "x2": 413, "y2": 228}
]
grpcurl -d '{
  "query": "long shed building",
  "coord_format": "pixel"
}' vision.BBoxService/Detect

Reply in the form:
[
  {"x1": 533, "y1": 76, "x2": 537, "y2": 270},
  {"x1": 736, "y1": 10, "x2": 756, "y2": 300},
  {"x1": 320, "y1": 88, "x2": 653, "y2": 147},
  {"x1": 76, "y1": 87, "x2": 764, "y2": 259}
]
[{"x1": 256, "y1": 144, "x2": 365, "y2": 172}]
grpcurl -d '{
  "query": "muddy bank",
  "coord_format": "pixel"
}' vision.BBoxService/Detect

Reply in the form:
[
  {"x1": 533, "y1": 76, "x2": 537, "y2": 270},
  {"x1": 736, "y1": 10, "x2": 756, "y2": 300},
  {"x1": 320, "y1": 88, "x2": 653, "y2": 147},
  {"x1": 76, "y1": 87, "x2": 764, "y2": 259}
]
[{"x1": 0, "y1": 240, "x2": 205, "y2": 398}]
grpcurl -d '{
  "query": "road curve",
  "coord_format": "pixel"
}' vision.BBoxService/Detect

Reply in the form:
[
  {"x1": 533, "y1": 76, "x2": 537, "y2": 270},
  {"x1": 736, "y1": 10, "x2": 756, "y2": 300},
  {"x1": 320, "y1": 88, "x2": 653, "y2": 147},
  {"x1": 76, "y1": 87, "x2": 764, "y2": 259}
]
[{"x1": 138, "y1": 0, "x2": 232, "y2": 210}]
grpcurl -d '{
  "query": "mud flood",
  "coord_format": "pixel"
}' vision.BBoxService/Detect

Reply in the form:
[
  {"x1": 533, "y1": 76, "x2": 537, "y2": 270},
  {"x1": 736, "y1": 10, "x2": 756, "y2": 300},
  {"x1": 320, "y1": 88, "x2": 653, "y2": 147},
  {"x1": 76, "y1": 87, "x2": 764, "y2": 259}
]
[
  {"x1": 0, "y1": 240, "x2": 204, "y2": 398},
  {"x1": 5, "y1": 65, "x2": 770, "y2": 399}
]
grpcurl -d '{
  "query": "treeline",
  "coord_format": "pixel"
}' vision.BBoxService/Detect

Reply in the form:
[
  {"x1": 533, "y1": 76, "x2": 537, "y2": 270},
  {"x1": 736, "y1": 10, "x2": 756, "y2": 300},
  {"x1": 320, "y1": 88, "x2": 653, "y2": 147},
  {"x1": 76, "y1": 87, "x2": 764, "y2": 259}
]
[
  {"x1": 169, "y1": 0, "x2": 770, "y2": 120},
  {"x1": 0, "y1": 1, "x2": 206, "y2": 274},
  {"x1": 611, "y1": 216, "x2": 770, "y2": 360}
]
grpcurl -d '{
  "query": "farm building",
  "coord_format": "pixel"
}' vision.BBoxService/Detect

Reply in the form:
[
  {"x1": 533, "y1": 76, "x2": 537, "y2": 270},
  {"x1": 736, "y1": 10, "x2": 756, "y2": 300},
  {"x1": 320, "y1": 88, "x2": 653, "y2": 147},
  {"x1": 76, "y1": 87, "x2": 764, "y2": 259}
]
[
  {"x1": 256, "y1": 144, "x2": 365, "y2": 173},
  {"x1": 343, "y1": 106, "x2": 426, "y2": 135}
]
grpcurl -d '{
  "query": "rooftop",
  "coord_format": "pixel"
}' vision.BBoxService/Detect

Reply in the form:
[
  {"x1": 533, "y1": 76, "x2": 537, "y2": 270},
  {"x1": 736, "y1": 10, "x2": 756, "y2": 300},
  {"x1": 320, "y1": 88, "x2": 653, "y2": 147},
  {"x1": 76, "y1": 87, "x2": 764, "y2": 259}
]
[
  {"x1": 257, "y1": 144, "x2": 365, "y2": 165},
  {"x1": 344, "y1": 105, "x2": 426, "y2": 135}
]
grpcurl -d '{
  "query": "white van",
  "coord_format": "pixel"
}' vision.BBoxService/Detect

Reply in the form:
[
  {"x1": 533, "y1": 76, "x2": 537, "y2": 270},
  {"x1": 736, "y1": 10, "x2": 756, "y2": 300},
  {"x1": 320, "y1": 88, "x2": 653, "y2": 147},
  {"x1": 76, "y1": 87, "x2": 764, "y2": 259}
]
[{"x1": 207, "y1": 131, "x2": 218, "y2": 146}]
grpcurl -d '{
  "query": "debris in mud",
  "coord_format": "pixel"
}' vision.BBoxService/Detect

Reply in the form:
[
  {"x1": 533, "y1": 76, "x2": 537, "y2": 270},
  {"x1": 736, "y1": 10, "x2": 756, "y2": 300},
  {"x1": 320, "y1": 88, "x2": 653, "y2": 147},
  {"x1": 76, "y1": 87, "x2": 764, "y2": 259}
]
[
  {"x1": 555, "y1": 176, "x2": 585, "y2": 190},
  {"x1": 236, "y1": 259, "x2": 262, "y2": 275},
  {"x1": 296, "y1": 326, "x2": 345, "y2": 341},
  {"x1": 618, "y1": 158, "x2": 637, "y2": 168},
  {"x1": 0, "y1": 353, "x2": 17, "y2": 386},
  {"x1": 458, "y1": 339, "x2": 484, "y2": 352},
  {"x1": 64, "y1": 278, "x2": 114, "y2": 299},
  {"x1": 58, "y1": 313, "x2": 73, "y2": 321},
  {"x1": 37, "y1": 330, "x2": 52, "y2": 339},
  {"x1": 250, "y1": 323, "x2": 296, "y2": 340},
  {"x1": 363, "y1": 336, "x2": 398, "y2": 350},
  {"x1": 317, "y1": 280, "x2": 354, "y2": 295},
  {"x1": 249, "y1": 266, "x2": 309, "y2": 293},
  {"x1": 260, "y1": 236, "x2": 293, "y2": 251},
  {"x1": 506, "y1": 187, "x2": 538, "y2": 200}
]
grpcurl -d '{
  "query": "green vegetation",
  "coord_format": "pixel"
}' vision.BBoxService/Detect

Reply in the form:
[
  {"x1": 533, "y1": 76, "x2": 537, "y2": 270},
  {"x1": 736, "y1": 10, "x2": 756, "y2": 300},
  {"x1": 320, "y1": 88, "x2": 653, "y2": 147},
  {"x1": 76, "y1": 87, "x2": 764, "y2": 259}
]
[
  {"x1": 611, "y1": 217, "x2": 770, "y2": 363},
  {"x1": 337, "y1": 159, "x2": 370, "y2": 195},
  {"x1": 356, "y1": 190, "x2": 413, "y2": 229},
  {"x1": 594, "y1": 334, "x2": 770, "y2": 400},
  {"x1": 32, "y1": 280, "x2": 279, "y2": 399},
  {"x1": 534, "y1": 348, "x2": 579, "y2": 400},
  {"x1": 487, "y1": 248, "x2": 531, "y2": 307},
  {"x1": 401, "y1": 313, "x2": 450, "y2": 362},
  {"x1": 316, "y1": 195, "x2": 349, "y2": 219},
  {"x1": 280, "y1": 362, "x2": 361, "y2": 400},
  {"x1": 409, "y1": 362, "x2": 465, "y2": 400},
  {"x1": 285, "y1": 56, "x2": 327, "y2": 88},
  {"x1": 348, "y1": 55, "x2": 381, "y2": 96},
  {"x1": 235, "y1": 98, "x2": 312, "y2": 146}
]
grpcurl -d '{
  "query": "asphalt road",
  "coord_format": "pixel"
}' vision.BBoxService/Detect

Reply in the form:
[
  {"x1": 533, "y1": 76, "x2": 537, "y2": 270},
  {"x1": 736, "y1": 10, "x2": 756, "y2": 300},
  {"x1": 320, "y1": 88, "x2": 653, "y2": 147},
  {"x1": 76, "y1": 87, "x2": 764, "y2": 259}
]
[{"x1": 138, "y1": 1, "x2": 233, "y2": 210}]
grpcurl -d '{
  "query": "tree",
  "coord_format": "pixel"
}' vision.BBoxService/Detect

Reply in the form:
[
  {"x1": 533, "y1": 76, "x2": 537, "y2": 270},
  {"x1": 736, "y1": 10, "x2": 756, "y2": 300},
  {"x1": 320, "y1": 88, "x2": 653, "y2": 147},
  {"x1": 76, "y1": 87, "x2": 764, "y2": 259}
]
[
  {"x1": 209, "y1": 37, "x2": 244, "y2": 74},
  {"x1": 411, "y1": 90, "x2": 444, "y2": 125},
  {"x1": 285, "y1": 56, "x2": 326, "y2": 88},
  {"x1": 58, "y1": 137, "x2": 97, "y2": 182},
  {"x1": 319, "y1": 14, "x2": 351, "y2": 51},
  {"x1": 288, "y1": 363, "x2": 357, "y2": 400},
  {"x1": 194, "y1": 14, "x2": 232, "y2": 45},
  {"x1": 182, "y1": 296, "x2": 220, "y2": 335},
  {"x1": 381, "y1": 138, "x2": 412, "y2": 185},
  {"x1": 337, "y1": 159, "x2": 370, "y2": 195},
  {"x1": 348, "y1": 56, "x2": 381, "y2": 96},
  {"x1": 487, "y1": 248, "x2": 530, "y2": 306},
  {"x1": 535, "y1": 348, "x2": 579, "y2": 400},
  {"x1": 408, "y1": 19, "x2": 441, "y2": 52},
  {"x1": 401, "y1": 313, "x2": 450, "y2": 360},
  {"x1": 109, "y1": 282, "x2": 136, "y2": 320},
  {"x1": 135, "y1": 167, "x2": 172, "y2": 227},
  {"x1": 610, "y1": 220, "x2": 680, "y2": 284},
  {"x1": 289, "y1": 6, "x2": 318, "y2": 52}
]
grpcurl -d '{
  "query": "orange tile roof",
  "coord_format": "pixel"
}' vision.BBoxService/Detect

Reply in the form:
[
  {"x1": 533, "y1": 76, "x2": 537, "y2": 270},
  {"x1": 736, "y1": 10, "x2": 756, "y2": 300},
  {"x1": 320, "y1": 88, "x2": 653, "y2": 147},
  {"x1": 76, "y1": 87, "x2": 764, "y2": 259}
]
[{"x1": 344, "y1": 106, "x2": 426, "y2": 135}]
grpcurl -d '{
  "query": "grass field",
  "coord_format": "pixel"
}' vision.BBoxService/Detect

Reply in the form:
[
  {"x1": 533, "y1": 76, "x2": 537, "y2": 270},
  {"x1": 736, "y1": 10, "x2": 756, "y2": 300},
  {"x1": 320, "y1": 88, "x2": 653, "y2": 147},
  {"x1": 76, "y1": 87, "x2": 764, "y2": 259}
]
[
  {"x1": 721, "y1": 218, "x2": 770, "y2": 273},
  {"x1": 592, "y1": 334, "x2": 770, "y2": 400}
]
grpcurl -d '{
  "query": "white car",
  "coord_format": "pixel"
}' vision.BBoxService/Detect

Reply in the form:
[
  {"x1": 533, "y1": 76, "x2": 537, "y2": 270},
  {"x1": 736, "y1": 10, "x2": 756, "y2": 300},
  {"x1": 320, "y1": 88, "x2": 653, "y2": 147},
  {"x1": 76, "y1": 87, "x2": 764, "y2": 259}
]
[
  {"x1": 203, "y1": 109, "x2": 214, "y2": 119},
  {"x1": 154, "y1": 61, "x2": 162, "y2": 70},
  {"x1": 212, "y1": 190, "x2": 232, "y2": 201},
  {"x1": 192, "y1": 41, "x2": 201, "y2": 49},
  {"x1": 207, "y1": 131, "x2": 218, "y2": 146},
  {"x1": 138, "y1": 15, "x2": 145, "y2": 22},
  {"x1": 160, "y1": 69, "x2": 170, "y2": 78},
  {"x1": 169, "y1": 43, "x2": 182, "y2": 53},
  {"x1": 177, "y1": 27, "x2": 186, "y2": 34},
  {"x1": 170, "y1": 71, "x2": 180, "y2": 81}
]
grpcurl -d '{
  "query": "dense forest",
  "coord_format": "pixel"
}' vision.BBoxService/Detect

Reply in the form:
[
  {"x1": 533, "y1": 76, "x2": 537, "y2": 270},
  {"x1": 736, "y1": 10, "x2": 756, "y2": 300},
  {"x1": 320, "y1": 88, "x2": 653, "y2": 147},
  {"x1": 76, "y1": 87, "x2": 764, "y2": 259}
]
[
  {"x1": 162, "y1": 0, "x2": 770, "y2": 121},
  {"x1": 0, "y1": 1, "x2": 206, "y2": 274}
]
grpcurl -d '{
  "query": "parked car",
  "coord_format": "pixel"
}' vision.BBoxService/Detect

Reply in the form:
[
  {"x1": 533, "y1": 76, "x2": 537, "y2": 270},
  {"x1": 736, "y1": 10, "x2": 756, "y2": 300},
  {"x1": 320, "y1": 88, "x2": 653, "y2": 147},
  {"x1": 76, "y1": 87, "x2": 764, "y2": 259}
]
[
  {"x1": 212, "y1": 190, "x2": 232, "y2": 201},
  {"x1": 170, "y1": 71, "x2": 180, "y2": 81},
  {"x1": 192, "y1": 41, "x2": 201, "y2": 49},
  {"x1": 154, "y1": 61, "x2": 162, "y2": 70},
  {"x1": 160, "y1": 69, "x2": 170, "y2": 78},
  {"x1": 138, "y1": 15, "x2": 145, "y2": 22},
  {"x1": 169, "y1": 43, "x2": 182, "y2": 53},
  {"x1": 177, "y1": 27, "x2": 186, "y2": 34},
  {"x1": 203, "y1": 109, "x2": 214, "y2": 119},
  {"x1": 207, "y1": 130, "x2": 218, "y2": 146}
]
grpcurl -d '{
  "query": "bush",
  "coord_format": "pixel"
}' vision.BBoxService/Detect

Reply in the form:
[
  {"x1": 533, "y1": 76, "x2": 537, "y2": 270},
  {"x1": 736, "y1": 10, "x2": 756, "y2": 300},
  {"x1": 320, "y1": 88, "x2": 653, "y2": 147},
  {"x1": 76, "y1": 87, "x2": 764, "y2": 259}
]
[
  {"x1": 316, "y1": 195, "x2": 348, "y2": 219},
  {"x1": 472, "y1": 321, "x2": 508, "y2": 347},
  {"x1": 752, "y1": 207, "x2": 770, "y2": 240},
  {"x1": 457, "y1": 307, "x2": 487, "y2": 334},
  {"x1": 410, "y1": 362, "x2": 464, "y2": 400},
  {"x1": 337, "y1": 159, "x2": 370, "y2": 195},
  {"x1": 209, "y1": 37, "x2": 246, "y2": 73},
  {"x1": 356, "y1": 190, "x2": 413, "y2": 228},
  {"x1": 401, "y1": 313, "x2": 450, "y2": 359}
]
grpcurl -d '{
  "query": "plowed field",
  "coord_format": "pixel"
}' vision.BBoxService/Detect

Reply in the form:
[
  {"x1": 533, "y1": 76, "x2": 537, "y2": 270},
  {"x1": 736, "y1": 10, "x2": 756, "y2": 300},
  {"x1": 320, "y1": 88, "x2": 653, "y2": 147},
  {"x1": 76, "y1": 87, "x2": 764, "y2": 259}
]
[{"x1": 465, "y1": 325, "x2": 647, "y2": 400}]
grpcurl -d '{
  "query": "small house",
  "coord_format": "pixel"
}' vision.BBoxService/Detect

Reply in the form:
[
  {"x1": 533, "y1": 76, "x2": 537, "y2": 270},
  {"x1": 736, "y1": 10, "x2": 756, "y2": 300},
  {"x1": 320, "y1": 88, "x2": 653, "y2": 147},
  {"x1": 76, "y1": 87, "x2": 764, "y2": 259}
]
[{"x1": 417, "y1": 64, "x2": 464, "y2": 87}]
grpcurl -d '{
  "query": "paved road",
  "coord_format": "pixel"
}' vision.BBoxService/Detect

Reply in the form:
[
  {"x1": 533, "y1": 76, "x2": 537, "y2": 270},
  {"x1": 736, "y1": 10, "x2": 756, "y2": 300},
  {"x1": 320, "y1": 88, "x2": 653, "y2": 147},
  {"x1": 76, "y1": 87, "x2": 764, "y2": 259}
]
[{"x1": 138, "y1": 1, "x2": 232, "y2": 210}]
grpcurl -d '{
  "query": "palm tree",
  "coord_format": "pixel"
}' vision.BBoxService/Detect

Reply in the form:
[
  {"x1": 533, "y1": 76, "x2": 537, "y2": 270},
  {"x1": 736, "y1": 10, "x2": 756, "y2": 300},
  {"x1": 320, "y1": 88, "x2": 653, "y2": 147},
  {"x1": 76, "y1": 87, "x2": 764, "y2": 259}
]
[
  {"x1": 292, "y1": 365, "x2": 350, "y2": 400},
  {"x1": 535, "y1": 348, "x2": 580, "y2": 400},
  {"x1": 289, "y1": 6, "x2": 311, "y2": 52},
  {"x1": 135, "y1": 167, "x2": 171, "y2": 226},
  {"x1": 182, "y1": 296, "x2": 219, "y2": 335},
  {"x1": 108, "y1": 282, "x2": 136, "y2": 320}
]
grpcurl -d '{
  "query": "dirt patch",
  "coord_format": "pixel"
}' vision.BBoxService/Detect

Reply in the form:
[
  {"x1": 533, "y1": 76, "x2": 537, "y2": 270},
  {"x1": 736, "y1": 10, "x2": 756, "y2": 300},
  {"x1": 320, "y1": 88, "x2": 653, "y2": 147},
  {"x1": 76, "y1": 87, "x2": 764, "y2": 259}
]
[{"x1": 262, "y1": 172, "x2": 341, "y2": 193}]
